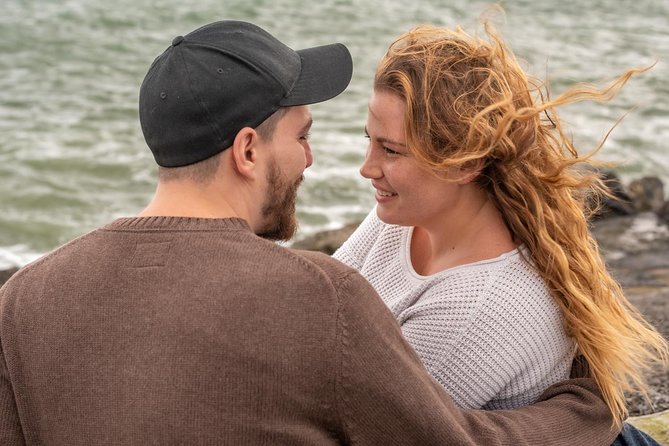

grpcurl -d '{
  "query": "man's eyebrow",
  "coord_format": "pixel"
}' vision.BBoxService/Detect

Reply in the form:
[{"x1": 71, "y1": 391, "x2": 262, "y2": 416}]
[
  {"x1": 364, "y1": 126, "x2": 406, "y2": 147},
  {"x1": 300, "y1": 117, "x2": 313, "y2": 134}
]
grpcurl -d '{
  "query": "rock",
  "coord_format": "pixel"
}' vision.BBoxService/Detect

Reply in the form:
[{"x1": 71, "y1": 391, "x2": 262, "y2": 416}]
[
  {"x1": 629, "y1": 176, "x2": 666, "y2": 213},
  {"x1": 591, "y1": 168, "x2": 636, "y2": 218},
  {"x1": 0, "y1": 268, "x2": 19, "y2": 287},
  {"x1": 292, "y1": 222, "x2": 360, "y2": 255},
  {"x1": 628, "y1": 409, "x2": 669, "y2": 445},
  {"x1": 659, "y1": 201, "x2": 669, "y2": 225}
]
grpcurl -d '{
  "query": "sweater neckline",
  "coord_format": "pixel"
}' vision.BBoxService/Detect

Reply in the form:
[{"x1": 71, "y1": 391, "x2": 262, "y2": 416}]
[
  {"x1": 103, "y1": 216, "x2": 251, "y2": 232},
  {"x1": 400, "y1": 226, "x2": 522, "y2": 280}
]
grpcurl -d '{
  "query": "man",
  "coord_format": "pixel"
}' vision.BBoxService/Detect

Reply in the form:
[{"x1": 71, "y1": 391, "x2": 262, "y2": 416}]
[{"x1": 0, "y1": 20, "x2": 617, "y2": 445}]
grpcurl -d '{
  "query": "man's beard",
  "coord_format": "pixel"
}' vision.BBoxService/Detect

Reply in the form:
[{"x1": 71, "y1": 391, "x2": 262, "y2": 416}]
[{"x1": 257, "y1": 158, "x2": 303, "y2": 241}]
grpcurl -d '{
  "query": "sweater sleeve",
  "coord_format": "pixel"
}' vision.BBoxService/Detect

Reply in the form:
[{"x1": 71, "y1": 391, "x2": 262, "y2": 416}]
[
  {"x1": 401, "y1": 268, "x2": 574, "y2": 410},
  {"x1": 0, "y1": 286, "x2": 26, "y2": 446},
  {"x1": 333, "y1": 271, "x2": 618, "y2": 445}
]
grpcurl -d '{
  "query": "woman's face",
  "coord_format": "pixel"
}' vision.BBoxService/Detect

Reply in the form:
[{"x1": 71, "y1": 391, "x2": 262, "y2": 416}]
[{"x1": 362, "y1": 89, "x2": 470, "y2": 229}]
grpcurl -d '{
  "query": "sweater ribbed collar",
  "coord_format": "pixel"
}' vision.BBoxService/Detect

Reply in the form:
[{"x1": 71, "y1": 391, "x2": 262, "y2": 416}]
[{"x1": 104, "y1": 216, "x2": 251, "y2": 232}]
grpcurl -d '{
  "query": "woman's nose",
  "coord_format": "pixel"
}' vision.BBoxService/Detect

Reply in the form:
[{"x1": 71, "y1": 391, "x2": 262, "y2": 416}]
[{"x1": 359, "y1": 146, "x2": 381, "y2": 179}]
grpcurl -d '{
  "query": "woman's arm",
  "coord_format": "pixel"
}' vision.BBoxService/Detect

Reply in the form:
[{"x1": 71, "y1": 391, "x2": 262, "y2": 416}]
[{"x1": 399, "y1": 264, "x2": 574, "y2": 409}]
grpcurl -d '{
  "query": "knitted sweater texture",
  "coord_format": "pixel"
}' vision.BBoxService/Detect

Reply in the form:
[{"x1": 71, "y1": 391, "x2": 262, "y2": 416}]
[
  {"x1": 0, "y1": 217, "x2": 615, "y2": 445},
  {"x1": 334, "y1": 210, "x2": 576, "y2": 409}
]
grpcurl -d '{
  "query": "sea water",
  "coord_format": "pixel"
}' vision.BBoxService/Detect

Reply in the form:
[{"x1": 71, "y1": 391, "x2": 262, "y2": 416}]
[{"x1": 1, "y1": 0, "x2": 668, "y2": 267}]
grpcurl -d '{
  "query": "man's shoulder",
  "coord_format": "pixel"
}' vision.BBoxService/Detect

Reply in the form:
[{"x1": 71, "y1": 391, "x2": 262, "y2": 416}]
[
  {"x1": 289, "y1": 248, "x2": 395, "y2": 320},
  {"x1": 0, "y1": 230, "x2": 99, "y2": 294},
  {"x1": 287, "y1": 248, "x2": 389, "y2": 305},
  {"x1": 288, "y1": 248, "x2": 360, "y2": 285}
]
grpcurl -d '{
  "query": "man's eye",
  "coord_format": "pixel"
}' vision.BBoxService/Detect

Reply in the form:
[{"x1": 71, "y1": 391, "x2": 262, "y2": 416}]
[{"x1": 300, "y1": 132, "x2": 311, "y2": 141}]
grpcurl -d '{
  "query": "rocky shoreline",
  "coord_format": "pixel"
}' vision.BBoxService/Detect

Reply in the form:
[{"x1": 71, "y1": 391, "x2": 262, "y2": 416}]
[{"x1": 1, "y1": 171, "x2": 668, "y2": 418}]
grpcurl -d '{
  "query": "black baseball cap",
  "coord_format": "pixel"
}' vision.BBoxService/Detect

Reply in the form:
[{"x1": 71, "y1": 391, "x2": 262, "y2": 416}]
[{"x1": 139, "y1": 20, "x2": 353, "y2": 167}]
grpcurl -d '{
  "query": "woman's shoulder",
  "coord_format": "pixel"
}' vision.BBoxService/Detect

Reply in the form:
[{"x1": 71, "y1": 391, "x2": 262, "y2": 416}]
[
  {"x1": 428, "y1": 248, "x2": 557, "y2": 317},
  {"x1": 487, "y1": 248, "x2": 552, "y2": 297},
  {"x1": 466, "y1": 250, "x2": 565, "y2": 335}
]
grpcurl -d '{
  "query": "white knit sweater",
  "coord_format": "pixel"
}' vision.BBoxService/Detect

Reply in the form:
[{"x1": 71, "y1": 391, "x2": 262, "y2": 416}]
[{"x1": 333, "y1": 209, "x2": 575, "y2": 410}]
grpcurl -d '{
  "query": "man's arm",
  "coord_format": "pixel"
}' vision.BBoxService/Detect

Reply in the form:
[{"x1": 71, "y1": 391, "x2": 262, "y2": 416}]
[
  {"x1": 0, "y1": 287, "x2": 26, "y2": 445},
  {"x1": 334, "y1": 271, "x2": 619, "y2": 445}
]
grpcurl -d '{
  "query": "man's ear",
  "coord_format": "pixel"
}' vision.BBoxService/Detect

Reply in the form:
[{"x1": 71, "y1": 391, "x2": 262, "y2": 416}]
[
  {"x1": 230, "y1": 127, "x2": 260, "y2": 180},
  {"x1": 456, "y1": 158, "x2": 484, "y2": 185}
]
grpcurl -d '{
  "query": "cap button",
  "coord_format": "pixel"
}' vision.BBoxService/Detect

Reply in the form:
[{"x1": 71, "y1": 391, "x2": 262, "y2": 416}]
[{"x1": 172, "y1": 36, "x2": 184, "y2": 46}]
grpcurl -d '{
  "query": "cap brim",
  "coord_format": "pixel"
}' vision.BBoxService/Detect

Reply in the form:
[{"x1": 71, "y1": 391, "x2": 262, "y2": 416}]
[{"x1": 279, "y1": 43, "x2": 353, "y2": 107}]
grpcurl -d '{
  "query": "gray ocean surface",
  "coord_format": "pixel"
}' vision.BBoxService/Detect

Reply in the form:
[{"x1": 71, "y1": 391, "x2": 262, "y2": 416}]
[{"x1": 1, "y1": 0, "x2": 668, "y2": 268}]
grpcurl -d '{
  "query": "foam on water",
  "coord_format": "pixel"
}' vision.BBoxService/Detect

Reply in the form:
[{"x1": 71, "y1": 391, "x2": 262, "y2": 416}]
[{"x1": 0, "y1": 246, "x2": 42, "y2": 270}]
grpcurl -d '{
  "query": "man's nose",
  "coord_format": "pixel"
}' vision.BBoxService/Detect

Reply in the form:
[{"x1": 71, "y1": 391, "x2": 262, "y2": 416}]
[{"x1": 304, "y1": 144, "x2": 313, "y2": 169}]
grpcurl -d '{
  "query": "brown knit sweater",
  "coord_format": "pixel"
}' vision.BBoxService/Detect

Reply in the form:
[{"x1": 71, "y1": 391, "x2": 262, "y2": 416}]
[{"x1": 0, "y1": 217, "x2": 616, "y2": 445}]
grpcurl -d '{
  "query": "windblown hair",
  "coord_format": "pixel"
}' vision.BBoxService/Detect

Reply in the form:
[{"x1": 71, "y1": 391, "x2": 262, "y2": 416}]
[{"x1": 374, "y1": 22, "x2": 668, "y2": 423}]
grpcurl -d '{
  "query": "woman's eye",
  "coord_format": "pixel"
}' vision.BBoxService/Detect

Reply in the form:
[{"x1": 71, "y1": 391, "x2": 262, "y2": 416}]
[
  {"x1": 300, "y1": 132, "x2": 311, "y2": 141},
  {"x1": 364, "y1": 133, "x2": 401, "y2": 156}
]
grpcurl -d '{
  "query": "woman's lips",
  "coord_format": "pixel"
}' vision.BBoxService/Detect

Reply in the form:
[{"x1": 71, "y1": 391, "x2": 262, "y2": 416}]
[{"x1": 373, "y1": 184, "x2": 398, "y2": 202}]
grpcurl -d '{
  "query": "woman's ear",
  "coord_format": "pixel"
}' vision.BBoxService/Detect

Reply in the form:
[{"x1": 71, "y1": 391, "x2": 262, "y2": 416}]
[
  {"x1": 230, "y1": 127, "x2": 259, "y2": 180},
  {"x1": 456, "y1": 159, "x2": 484, "y2": 184}
]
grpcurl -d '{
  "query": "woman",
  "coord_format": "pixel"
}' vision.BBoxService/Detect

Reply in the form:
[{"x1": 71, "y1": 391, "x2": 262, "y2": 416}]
[{"x1": 334, "y1": 23, "x2": 667, "y2": 425}]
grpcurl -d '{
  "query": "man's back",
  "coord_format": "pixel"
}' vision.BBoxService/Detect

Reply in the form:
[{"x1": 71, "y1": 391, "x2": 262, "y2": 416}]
[{"x1": 1, "y1": 217, "x2": 349, "y2": 444}]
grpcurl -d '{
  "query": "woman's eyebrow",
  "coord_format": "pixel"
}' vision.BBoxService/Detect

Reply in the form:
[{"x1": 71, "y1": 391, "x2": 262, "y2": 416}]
[{"x1": 364, "y1": 126, "x2": 406, "y2": 147}]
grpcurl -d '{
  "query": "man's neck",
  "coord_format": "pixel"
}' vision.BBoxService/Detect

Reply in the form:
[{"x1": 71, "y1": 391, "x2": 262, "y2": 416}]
[{"x1": 138, "y1": 181, "x2": 246, "y2": 220}]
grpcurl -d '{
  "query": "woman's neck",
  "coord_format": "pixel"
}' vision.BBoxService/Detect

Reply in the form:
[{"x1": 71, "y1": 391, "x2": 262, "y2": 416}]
[{"x1": 409, "y1": 196, "x2": 517, "y2": 276}]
